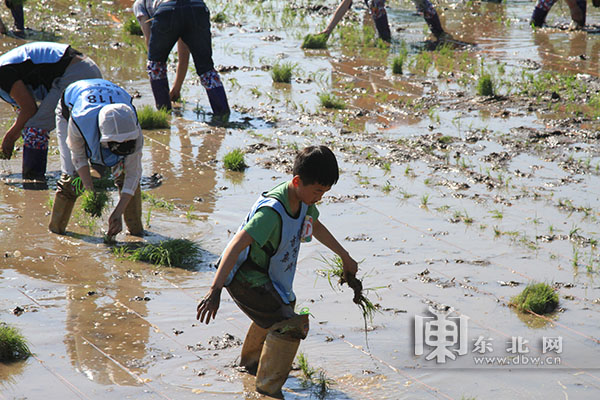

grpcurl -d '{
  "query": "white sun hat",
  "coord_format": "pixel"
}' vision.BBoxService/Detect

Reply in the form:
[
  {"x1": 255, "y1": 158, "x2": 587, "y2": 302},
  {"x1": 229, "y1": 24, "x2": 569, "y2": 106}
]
[{"x1": 98, "y1": 103, "x2": 141, "y2": 143}]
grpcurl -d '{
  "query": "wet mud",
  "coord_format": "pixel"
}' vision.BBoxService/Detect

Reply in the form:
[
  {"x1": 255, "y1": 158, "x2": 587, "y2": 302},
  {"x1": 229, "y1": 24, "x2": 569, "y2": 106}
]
[{"x1": 1, "y1": 0, "x2": 600, "y2": 399}]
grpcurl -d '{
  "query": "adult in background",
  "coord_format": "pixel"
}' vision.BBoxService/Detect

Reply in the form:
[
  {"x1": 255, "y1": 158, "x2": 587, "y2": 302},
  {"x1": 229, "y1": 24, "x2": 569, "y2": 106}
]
[
  {"x1": 0, "y1": 42, "x2": 101, "y2": 180},
  {"x1": 133, "y1": 0, "x2": 230, "y2": 115},
  {"x1": 531, "y1": 0, "x2": 588, "y2": 30},
  {"x1": 0, "y1": 0, "x2": 25, "y2": 37},
  {"x1": 49, "y1": 79, "x2": 143, "y2": 237},
  {"x1": 319, "y1": 0, "x2": 453, "y2": 42}
]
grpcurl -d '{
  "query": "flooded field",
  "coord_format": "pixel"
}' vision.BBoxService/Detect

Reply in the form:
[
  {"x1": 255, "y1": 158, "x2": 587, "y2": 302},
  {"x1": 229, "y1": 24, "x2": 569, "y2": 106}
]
[{"x1": 1, "y1": 0, "x2": 600, "y2": 399}]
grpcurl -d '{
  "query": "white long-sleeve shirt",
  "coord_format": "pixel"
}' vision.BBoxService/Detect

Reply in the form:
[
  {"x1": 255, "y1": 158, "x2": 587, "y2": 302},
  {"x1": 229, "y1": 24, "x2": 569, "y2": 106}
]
[{"x1": 66, "y1": 117, "x2": 143, "y2": 196}]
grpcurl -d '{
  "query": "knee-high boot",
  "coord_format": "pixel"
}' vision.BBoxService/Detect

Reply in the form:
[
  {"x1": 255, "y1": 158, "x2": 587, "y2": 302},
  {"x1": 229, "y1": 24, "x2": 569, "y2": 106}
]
[{"x1": 240, "y1": 322, "x2": 269, "y2": 375}]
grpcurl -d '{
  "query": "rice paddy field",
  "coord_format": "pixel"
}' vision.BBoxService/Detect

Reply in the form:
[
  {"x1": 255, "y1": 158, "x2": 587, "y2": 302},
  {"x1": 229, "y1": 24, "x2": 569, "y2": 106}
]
[{"x1": 1, "y1": 0, "x2": 600, "y2": 399}]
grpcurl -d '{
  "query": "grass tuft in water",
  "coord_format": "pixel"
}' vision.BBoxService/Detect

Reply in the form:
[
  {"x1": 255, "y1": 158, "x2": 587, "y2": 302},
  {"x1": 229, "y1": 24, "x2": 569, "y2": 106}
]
[
  {"x1": 137, "y1": 105, "x2": 170, "y2": 129},
  {"x1": 392, "y1": 55, "x2": 404, "y2": 75},
  {"x1": 80, "y1": 190, "x2": 109, "y2": 218},
  {"x1": 141, "y1": 192, "x2": 175, "y2": 211},
  {"x1": 211, "y1": 11, "x2": 227, "y2": 23},
  {"x1": 297, "y1": 352, "x2": 316, "y2": 384},
  {"x1": 295, "y1": 353, "x2": 334, "y2": 398},
  {"x1": 319, "y1": 92, "x2": 346, "y2": 109},
  {"x1": 123, "y1": 16, "x2": 142, "y2": 35},
  {"x1": 113, "y1": 239, "x2": 199, "y2": 268},
  {"x1": 271, "y1": 62, "x2": 294, "y2": 83},
  {"x1": 477, "y1": 74, "x2": 494, "y2": 97},
  {"x1": 510, "y1": 282, "x2": 558, "y2": 314},
  {"x1": 223, "y1": 149, "x2": 247, "y2": 171},
  {"x1": 302, "y1": 33, "x2": 328, "y2": 49},
  {"x1": 0, "y1": 323, "x2": 31, "y2": 362}
]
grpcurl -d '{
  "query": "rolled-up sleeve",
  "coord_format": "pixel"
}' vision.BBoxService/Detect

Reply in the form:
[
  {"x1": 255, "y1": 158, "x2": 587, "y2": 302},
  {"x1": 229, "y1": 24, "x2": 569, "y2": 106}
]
[
  {"x1": 121, "y1": 136, "x2": 144, "y2": 195},
  {"x1": 133, "y1": 0, "x2": 149, "y2": 18},
  {"x1": 66, "y1": 118, "x2": 89, "y2": 171}
]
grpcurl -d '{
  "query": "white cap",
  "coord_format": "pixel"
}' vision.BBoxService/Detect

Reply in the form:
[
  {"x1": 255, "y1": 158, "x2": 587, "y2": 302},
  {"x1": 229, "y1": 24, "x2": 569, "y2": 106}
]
[{"x1": 98, "y1": 104, "x2": 141, "y2": 143}]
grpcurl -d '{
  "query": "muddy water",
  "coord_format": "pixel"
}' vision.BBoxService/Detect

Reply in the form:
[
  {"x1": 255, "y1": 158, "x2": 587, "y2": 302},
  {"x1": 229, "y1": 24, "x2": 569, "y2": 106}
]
[{"x1": 1, "y1": 0, "x2": 600, "y2": 399}]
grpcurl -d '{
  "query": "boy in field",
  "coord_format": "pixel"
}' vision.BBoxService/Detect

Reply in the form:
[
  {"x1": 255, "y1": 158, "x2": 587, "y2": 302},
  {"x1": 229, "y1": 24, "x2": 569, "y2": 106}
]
[{"x1": 196, "y1": 145, "x2": 358, "y2": 398}]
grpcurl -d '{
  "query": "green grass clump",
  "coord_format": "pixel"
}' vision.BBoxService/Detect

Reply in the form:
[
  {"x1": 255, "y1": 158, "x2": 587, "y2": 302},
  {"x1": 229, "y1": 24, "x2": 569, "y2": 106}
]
[
  {"x1": 0, "y1": 323, "x2": 31, "y2": 362},
  {"x1": 510, "y1": 282, "x2": 559, "y2": 314},
  {"x1": 302, "y1": 33, "x2": 328, "y2": 49},
  {"x1": 80, "y1": 190, "x2": 109, "y2": 218},
  {"x1": 297, "y1": 352, "x2": 316, "y2": 383},
  {"x1": 392, "y1": 55, "x2": 405, "y2": 75},
  {"x1": 271, "y1": 62, "x2": 294, "y2": 83},
  {"x1": 141, "y1": 192, "x2": 175, "y2": 211},
  {"x1": 477, "y1": 74, "x2": 494, "y2": 97},
  {"x1": 137, "y1": 105, "x2": 170, "y2": 129},
  {"x1": 212, "y1": 11, "x2": 227, "y2": 23},
  {"x1": 318, "y1": 92, "x2": 346, "y2": 109},
  {"x1": 123, "y1": 16, "x2": 142, "y2": 35},
  {"x1": 223, "y1": 149, "x2": 247, "y2": 171},
  {"x1": 113, "y1": 239, "x2": 199, "y2": 268}
]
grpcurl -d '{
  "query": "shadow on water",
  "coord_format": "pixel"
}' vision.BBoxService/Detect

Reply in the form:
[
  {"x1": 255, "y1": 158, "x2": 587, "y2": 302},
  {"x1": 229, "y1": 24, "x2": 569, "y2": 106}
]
[{"x1": 177, "y1": 107, "x2": 274, "y2": 130}]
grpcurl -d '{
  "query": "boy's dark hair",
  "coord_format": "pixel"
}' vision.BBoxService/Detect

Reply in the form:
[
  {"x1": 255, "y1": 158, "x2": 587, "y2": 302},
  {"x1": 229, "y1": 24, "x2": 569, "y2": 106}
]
[{"x1": 292, "y1": 145, "x2": 339, "y2": 186}]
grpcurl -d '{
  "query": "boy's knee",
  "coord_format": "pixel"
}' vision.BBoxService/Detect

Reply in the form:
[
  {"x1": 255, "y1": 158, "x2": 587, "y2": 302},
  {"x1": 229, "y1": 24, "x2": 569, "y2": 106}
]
[{"x1": 270, "y1": 314, "x2": 309, "y2": 340}]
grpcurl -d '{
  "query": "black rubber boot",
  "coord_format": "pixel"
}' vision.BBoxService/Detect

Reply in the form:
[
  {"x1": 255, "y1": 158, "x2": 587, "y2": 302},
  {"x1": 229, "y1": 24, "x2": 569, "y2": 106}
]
[
  {"x1": 150, "y1": 78, "x2": 171, "y2": 110},
  {"x1": 206, "y1": 85, "x2": 230, "y2": 116},
  {"x1": 22, "y1": 146, "x2": 47, "y2": 180},
  {"x1": 531, "y1": 7, "x2": 549, "y2": 27}
]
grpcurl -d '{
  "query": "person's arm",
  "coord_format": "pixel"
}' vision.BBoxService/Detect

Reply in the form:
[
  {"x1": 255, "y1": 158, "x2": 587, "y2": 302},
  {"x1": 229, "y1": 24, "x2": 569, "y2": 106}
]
[
  {"x1": 107, "y1": 192, "x2": 133, "y2": 236},
  {"x1": 313, "y1": 218, "x2": 358, "y2": 279},
  {"x1": 1, "y1": 80, "x2": 37, "y2": 157},
  {"x1": 170, "y1": 39, "x2": 189, "y2": 102},
  {"x1": 318, "y1": 0, "x2": 353, "y2": 36},
  {"x1": 137, "y1": 14, "x2": 152, "y2": 47},
  {"x1": 196, "y1": 229, "x2": 254, "y2": 324},
  {"x1": 108, "y1": 139, "x2": 143, "y2": 236}
]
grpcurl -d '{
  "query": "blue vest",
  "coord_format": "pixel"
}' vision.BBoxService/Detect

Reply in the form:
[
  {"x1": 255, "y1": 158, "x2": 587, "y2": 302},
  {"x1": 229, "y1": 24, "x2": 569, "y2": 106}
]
[
  {"x1": 225, "y1": 195, "x2": 308, "y2": 304},
  {"x1": 63, "y1": 79, "x2": 135, "y2": 167},
  {"x1": 0, "y1": 42, "x2": 70, "y2": 106}
]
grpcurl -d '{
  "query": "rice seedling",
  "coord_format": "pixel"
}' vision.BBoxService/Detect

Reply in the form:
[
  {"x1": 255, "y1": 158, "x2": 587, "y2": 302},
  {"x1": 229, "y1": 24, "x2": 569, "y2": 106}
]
[
  {"x1": 0, "y1": 323, "x2": 31, "y2": 362},
  {"x1": 392, "y1": 55, "x2": 404, "y2": 75},
  {"x1": 137, "y1": 105, "x2": 170, "y2": 129},
  {"x1": 510, "y1": 282, "x2": 558, "y2": 314},
  {"x1": 123, "y1": 16, "x2": 142, "y2": 35},
  {"x1": 420, "y1": 194, "x2": 430, "y2": 208},
  {"x1": 112, "y1": 239, "x2": 199, "y2": 268},
  {"x1": 477, "y1": 74, "x2": 494, "y2": 97},
  {"x1": 271, "y1": 62, "x2": 294, "y2": 83},
  {"x1": 296, "y1": 352, "x2": 316, "y2": 384},
  {"x1": 211, "y1": 11, "x2": 228, "y2": 23},
  {"x1": 80, "y1": 190, "x2": 109, "y2": 218},
  {"x1": 302, "y1": 33, "x2": 328, "y2": 49},
  {"x1": 312, "y1": 369, "x2": 335, "y2": 399},
  {"x1": 223, "y1": 149, "x2": 248, "y2": 171},
  {"x1": 318, "y1": 92, "x2": 346, "y2": 109},
  {"x1": 141, "y1": 192, "x2": 176, "y2": 211},
  {"x1": 317, "y1": 255, "x2": 380, "y2": 344}
]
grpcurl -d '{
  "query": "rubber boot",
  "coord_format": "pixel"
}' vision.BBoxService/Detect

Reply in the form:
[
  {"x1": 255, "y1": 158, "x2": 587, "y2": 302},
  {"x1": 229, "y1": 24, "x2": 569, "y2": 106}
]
[
  {"x1": 205, "y1": 85, "x2": 230, "y2": 116},
  {"x1": 567, "y1": 0, "x2": 586, "y2": 27},
  {"x1": 7, "y1": 1, "x2": 24, "y2": 32},
  {"x1": 425, "y1": 13, "x2": 444, "y2": 39},
  {"x1": 255, "y1": 333, "x2": 301, "y2": 399},
  {"x1": 373, "y1": 13, "x2": 392, "y2": 42},
  {"x1": 531, "y1": 7, "x2": 549, "y2": 27},
  {"x1": 150, "y1": 78, "x2": 171, "y2": 110},
  {"x1": 49, "y1": 192, "x2": 76, "y2": 234},
  {"x1": 240, "y1": 322, "x2": 269, "y2": 375},
  {"x1": 22, "y1": 146, "x2": 47, "y2": 180},
  {"x1": 123, "y1": 184, "x2": 143, "y2": 236}
]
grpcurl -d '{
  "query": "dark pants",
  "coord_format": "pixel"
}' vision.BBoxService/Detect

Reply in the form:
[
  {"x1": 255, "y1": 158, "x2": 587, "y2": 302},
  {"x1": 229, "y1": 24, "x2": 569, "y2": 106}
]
[
  {"x1": 226, "y1": 272, "x2": 297, "y2": 331},
  {"x1": 148, "y1": 0, "x2": 214, "y2": 76}
]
